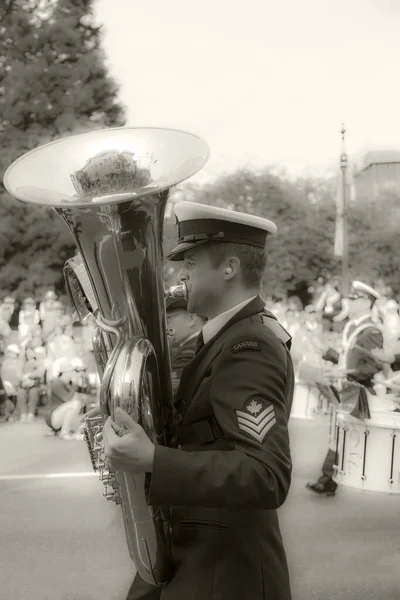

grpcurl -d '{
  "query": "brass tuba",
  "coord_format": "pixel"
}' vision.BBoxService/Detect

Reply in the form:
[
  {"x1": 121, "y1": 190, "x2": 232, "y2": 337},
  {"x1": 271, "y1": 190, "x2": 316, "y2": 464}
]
[{"x1": 3, "y1": 127, "x2": 209, "y2": 585}]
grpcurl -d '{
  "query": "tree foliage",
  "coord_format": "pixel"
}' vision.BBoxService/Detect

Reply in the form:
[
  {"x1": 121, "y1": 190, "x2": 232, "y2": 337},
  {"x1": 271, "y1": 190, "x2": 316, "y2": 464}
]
[
  {"x1": 0, "y1": 0, "x2": 125, "y2": 298},
  {"x1": 164, "y1": 168, "x2": 400, "y2": 299},
  {"x1": 1, "y1": 2, "x2": 398, "y2": 302}
]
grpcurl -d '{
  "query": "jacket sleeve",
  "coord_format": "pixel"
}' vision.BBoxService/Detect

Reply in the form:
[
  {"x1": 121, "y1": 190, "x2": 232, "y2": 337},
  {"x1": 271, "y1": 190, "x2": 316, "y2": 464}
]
[
  {"x1": 149, "y1": 329, "x2": 292, "y2": 510},
  {"x1": 347, "y1": 327, "x2": 384, "y2": 382}
]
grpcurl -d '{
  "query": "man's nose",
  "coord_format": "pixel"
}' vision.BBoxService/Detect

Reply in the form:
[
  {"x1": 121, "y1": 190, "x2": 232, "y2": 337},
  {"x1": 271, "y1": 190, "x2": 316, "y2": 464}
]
[{"x1": 178, "y1": 270, "x2": 188, "y2": 283}]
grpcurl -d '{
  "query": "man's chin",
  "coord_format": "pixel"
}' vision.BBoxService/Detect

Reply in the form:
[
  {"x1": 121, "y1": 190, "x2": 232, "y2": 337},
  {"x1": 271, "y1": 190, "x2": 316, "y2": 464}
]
[
  {"x1": 187, "y1": 297, "x2": 194, "y2": 313},
  {"x1": 187, "y1": 297, "x2": 200, "y2": 318}
]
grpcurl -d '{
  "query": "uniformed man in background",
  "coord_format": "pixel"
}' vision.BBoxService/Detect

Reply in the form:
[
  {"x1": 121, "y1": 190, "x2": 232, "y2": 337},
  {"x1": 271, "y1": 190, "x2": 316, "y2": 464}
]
[
  {"x1": 165, "y1": 295, "x2": 204, "y2": 394},
  {"x1": 103, "y1": 201, "x2": 294, "y2": 600},
  {"x1": 307, "y1": 280, "x2": 384, "y2": 496}
]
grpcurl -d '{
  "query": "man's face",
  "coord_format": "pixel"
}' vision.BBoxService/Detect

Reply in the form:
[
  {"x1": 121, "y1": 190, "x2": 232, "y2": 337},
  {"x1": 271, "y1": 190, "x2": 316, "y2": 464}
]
[
  {"x1": 178, "y1": 246, "x2": 225, "y2": 317},
  {"x1": 347, "y1": 296, "x2": 371, "y2": 319}
]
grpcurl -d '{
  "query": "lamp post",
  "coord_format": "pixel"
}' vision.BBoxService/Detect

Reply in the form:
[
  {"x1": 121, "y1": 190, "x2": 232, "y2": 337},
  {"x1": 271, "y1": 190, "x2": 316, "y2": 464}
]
[
  {"x1": 340, "y1": 124, "x2": 349, "y2": 296},
  {"x1": 335, "y1": 123, "x2": 350, "y2": 296}
]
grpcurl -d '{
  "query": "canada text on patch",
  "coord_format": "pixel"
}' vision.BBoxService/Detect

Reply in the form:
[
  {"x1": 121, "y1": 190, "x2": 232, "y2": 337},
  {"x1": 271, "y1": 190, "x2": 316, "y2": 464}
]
[{"x1": 231, "y1": 340, "x2": 261, "y2": 353}]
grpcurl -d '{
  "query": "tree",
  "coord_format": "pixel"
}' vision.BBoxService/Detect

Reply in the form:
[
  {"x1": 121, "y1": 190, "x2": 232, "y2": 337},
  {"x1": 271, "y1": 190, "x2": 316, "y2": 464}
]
[
  {"x1": 163, "y1": 168, "x2": 400, "y2": 300},
  {"x1": 347, "y1": 191, "x2": 400, "y2": 295},
  {"x1": 0, "y1": 0, "x2": 125, "y2": 298},
  {"x1": 163, "y1": 169, "x2": 340, "y2": 297}
]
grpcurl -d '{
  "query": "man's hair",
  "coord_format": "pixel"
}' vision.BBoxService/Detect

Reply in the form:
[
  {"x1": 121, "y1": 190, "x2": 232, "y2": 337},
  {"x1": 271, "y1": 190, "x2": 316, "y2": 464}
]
[{"x1": 206, "y1": 242, "x2": 266, "y2": 289}]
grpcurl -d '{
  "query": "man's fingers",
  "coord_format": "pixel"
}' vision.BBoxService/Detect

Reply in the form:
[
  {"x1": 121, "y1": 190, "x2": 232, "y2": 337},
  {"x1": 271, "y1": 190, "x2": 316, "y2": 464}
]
[
  {"x1": 111, "y1": 421, "x2": 123, "y2": 436},
  {"x1": 114, "y1": 406, "x2": 140, "y2": 433},
  {"x1": 102, "y1": 416, "x2": 114, "y2": 440},
  {"x1": 80, "y1": 405, "x2": 101, "y2": 423}
]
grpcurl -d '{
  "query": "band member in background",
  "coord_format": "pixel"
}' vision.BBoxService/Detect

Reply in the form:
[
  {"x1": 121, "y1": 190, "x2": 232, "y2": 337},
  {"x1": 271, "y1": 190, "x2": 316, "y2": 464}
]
[
  {"x1": 102, "y1": 201, "x2": 294, "y2": 600},
  {"x1": 165, "y1": 295, "x2": 205, "y2": 394},
  {"x1": 307, "y1": 280, "x2": 384, "y2": 496}
]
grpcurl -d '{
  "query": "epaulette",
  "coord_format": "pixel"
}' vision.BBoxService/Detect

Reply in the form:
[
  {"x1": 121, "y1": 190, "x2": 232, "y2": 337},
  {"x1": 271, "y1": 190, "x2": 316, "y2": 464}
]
[{"x1": 260, "y1": 312, "x2": 292, "y2": 349}]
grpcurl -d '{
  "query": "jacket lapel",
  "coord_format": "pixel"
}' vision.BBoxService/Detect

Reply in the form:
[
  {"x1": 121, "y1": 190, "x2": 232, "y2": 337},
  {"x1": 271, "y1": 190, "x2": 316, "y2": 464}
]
[{"x1": 177, "y1": 296, "x2": 266, "y2": 407}]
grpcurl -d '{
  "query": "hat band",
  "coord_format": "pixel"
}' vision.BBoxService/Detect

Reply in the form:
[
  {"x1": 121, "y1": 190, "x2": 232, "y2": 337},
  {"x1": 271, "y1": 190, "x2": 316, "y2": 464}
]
[
  {"x1": 177, "y1": 218, "x2": 267, "y2": 249},
  {"x1": 178, "y1": 232, "x2": 266, "y2": 248},
  {"x1": 347, "y1": 292, "x2": 373, "y2": 300}
]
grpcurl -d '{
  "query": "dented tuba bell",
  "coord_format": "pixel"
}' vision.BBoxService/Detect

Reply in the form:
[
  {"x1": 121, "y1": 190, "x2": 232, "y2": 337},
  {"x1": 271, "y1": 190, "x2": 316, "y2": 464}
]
[{"x1": 3, "y1": 127, "x2": 209, "y2": 585}]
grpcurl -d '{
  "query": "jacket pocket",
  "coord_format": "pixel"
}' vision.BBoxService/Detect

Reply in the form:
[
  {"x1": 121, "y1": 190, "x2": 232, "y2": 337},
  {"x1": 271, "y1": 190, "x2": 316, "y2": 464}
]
[{"x1": 178, "y1": 519, "x2": 228, "y2": 532}]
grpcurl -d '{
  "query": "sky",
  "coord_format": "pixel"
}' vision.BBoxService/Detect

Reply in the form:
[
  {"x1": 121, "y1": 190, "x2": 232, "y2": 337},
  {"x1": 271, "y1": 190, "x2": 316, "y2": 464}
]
[{"x1": 94, "y1": 0, "x2": 400, "y2": 182}]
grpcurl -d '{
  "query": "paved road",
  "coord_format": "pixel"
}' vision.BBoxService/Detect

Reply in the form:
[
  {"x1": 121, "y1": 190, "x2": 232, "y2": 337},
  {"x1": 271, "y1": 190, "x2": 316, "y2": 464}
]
[{"x1": 1, "y1": 415, "x2": 399, "y2": 600}]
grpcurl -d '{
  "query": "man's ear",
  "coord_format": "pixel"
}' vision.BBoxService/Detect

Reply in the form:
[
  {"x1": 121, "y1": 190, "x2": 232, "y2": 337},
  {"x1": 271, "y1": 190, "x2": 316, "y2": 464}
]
[{"x1": 223, "y1": 257, "x2": 240, "y2": 279}]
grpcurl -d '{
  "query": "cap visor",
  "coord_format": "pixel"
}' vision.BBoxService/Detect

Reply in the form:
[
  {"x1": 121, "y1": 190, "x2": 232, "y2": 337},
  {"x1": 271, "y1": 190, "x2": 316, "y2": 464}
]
[{"x1": 167, "y1": 240, "x2": 210, "y2": 261}]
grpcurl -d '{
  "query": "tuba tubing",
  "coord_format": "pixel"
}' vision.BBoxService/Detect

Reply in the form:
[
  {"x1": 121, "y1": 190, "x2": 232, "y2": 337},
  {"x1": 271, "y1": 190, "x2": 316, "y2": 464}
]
[{"x1": 3, "y1": 127, "x2": 209, "y2": 586}]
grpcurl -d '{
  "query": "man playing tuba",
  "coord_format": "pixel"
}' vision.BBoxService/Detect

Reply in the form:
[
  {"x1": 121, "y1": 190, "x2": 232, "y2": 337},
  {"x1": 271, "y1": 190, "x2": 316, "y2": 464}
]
[{"x1": 102, "y1": 202, "x2": 294, "y2": 600}]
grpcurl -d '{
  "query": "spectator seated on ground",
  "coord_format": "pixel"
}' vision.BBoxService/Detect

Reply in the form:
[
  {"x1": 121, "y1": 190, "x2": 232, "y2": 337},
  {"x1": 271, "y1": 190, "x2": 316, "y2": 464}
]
[
  {"x1": 45, "y1": 358, "x2": 92, "y2": 440},
  {"x1": 50, "y1": 388, "x2": 89, "y2": 440}
]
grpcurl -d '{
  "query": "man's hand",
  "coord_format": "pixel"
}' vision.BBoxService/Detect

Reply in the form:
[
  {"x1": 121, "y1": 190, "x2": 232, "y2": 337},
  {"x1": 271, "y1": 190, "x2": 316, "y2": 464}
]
[
  {"x1": 102, "y1": 407, "x2": 155, "y2": 474},
  {"x1": 323, "y1": 366, "x2": 351, "y2": 380}
]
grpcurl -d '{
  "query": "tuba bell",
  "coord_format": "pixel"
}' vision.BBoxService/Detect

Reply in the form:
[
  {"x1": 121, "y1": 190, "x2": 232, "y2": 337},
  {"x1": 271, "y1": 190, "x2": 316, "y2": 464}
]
[{"x1": 3, "y1": 127, "x2": 209, "y2": 585}]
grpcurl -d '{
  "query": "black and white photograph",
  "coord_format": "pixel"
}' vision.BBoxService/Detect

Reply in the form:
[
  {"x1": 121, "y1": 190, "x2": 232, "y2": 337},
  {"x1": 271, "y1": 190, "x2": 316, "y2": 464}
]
[{"x1": 1, "y1": 1, "x2": 399, "y2": 599}]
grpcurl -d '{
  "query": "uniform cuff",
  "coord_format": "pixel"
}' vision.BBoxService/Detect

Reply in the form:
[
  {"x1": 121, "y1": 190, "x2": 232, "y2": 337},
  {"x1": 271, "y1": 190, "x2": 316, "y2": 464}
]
[{"x1": 149, "y1": 444, "x2": 184, "y2": 505}]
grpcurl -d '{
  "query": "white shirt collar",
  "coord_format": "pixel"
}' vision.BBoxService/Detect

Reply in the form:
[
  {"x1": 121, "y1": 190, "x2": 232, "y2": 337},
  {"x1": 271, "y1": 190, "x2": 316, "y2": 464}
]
[{"x1": 202, "y1": 296, "x2": 258, "y2": 345}]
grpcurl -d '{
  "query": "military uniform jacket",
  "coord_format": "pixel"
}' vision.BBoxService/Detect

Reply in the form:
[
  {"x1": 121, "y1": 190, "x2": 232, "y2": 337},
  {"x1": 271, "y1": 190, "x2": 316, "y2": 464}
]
[
  {"x1": 149, "y1": 296, "x2": 294, "y2": 600},
  {"x1": 323, "y1": 315, "x2": 384, "y2": 389},
  {"x1": 341, "y1": 316, "x2": 384, "y2": 389}
]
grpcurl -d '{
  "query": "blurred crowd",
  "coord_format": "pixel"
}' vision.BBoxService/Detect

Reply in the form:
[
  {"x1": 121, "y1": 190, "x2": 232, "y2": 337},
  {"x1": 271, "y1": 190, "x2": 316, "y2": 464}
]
[
  {"x1": 2, "y1": 277, "x2": 400, "y2": 437},
  {"x1": 0, "y1": 290, "x2": 99, "y2": 437},
  {"x1": 265, "y1": 277, "x2": 400, "y2": 405}
]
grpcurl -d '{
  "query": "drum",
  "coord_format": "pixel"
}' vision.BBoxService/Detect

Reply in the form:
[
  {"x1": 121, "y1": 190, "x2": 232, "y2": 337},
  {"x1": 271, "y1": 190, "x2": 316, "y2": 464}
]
[
  {"x1": 333, "y1": 411, "x2": 400, "y2": 494},
  {"x1": 291, "y1": 380, "x2": 320, "y2": 419}
]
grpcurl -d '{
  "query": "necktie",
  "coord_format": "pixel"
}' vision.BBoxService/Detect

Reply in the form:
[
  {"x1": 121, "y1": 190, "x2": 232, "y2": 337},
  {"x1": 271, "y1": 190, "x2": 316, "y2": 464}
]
[{"x1": 195, "y1": 331, "x2": 204, "y2": 354}]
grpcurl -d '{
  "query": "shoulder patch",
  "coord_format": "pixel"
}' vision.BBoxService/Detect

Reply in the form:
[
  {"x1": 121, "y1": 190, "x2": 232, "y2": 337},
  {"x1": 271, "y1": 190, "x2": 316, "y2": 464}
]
[
  {"x1": 235, "y1": 398, "x2": 276, "y2": 443},
  {"x1": 231, "y1": 340, "x2": 261, "y2": 353}
]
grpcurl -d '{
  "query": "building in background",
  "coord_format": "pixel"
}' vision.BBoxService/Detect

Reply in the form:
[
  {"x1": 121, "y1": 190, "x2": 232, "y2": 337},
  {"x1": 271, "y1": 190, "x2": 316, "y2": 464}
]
[{"x1": 353, "y1": 150, "x2": 400, "y2": 200}]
